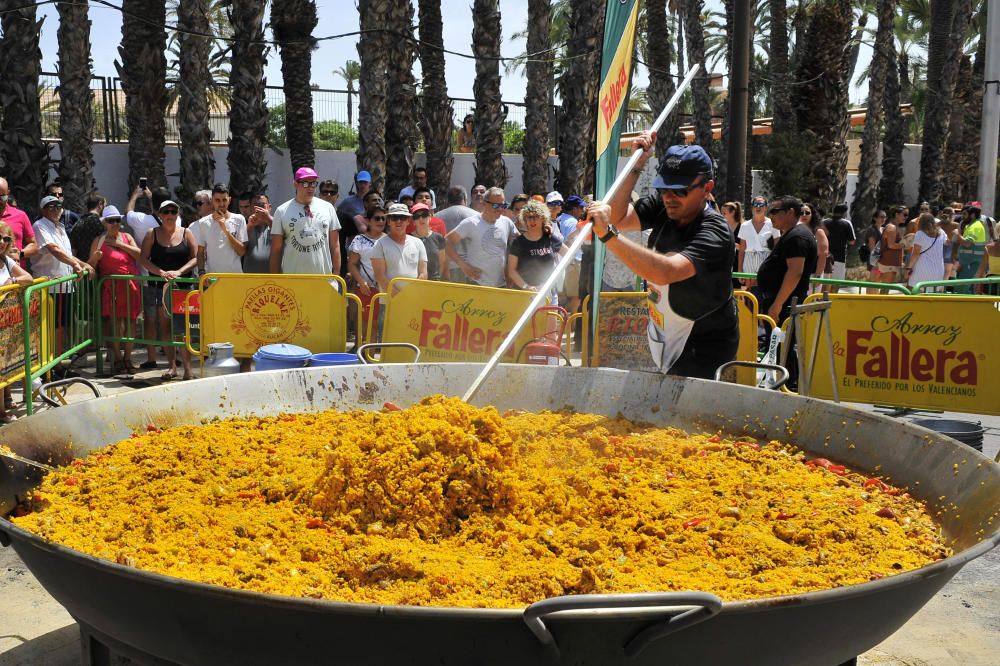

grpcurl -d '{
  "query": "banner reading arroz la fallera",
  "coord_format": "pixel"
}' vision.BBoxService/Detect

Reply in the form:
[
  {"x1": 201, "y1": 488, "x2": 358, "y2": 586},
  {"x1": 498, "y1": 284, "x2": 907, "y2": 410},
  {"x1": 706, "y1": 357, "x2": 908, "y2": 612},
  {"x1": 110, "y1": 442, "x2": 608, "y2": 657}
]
[
  {"x1": 381, "y1": 278, "x2": 544, "y2": 363},
  {"x1": 799, "y1": 294, "x2": 1000, "y2": 415}
]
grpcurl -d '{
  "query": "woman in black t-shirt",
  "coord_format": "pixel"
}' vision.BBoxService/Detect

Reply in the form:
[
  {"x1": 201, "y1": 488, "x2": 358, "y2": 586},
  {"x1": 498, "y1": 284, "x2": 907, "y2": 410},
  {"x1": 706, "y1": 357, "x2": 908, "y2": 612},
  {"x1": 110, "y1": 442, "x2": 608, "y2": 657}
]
[
  {"x1": 753, "y1": 198, "x2": 817, "y2": 324},
  {"x1": 507, "y1": 200, "x2": 567, "y2": 303}
]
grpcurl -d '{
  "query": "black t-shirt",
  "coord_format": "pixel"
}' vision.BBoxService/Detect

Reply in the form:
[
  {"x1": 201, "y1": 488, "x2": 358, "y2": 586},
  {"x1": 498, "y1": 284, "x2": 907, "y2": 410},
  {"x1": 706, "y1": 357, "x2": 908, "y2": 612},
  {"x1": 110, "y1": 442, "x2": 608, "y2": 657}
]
[
  {"x1": 756, "y1": 224, "x2": 817, "y2": 310},
  {"x1": 336, "y1": 209, "x2": 359, "y2": 278},
  {"x1": 68, "y1": 212, "x2": 105, "y2": 261},
  {"x1": 509, "y1": 230, "x2": 563, "y2": 287},
  {"x1": 823, "y1": 216, "x2": 855, "y2": 262},
  {"x1": 633, "y1": 196, "x2": 737, "y2": 338},
  {"x1": 415, "y1": 232, "x2": 446, "y2": 280}
]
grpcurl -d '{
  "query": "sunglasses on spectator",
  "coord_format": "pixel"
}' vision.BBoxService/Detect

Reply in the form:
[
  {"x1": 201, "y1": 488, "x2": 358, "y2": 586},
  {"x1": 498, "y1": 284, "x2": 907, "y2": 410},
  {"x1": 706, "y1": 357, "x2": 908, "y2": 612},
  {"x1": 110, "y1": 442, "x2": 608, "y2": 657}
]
[
  {"x1": 546, "y1": 201, "x2": 563, "y2": 207},
  {"x1": 298, "y1": 181, "x2": 318, "y2": 188},
  {"x1": 44, "y1": 203, "x2": 64, "y2": 209},
  {"x1": 752, "y1": 202, "x2": 766, "y2": 208},
  {"x1": 320, "y1": 190, "x2": 337, "y2": 196},
  {"x1": 768, "y1": 207, "x2": 789, "y2": 215},
  {"x1": 104, "y1": 218, "x2": 122, "y2": 224},
  {"x1": 413, "y1": 212, "x2": 431, "y2": 219},
  {"x1": 490, "y1": 202, "x2": 509, "y2": 210},
  {"x1": 160, "y1": 208, "x2": 179, "y2": 215},
  {"x1": 371, "y1": 215, "x2": 386, "y2": 221},
  {"x1": 388, "y1": 215, "x2": 409, "y2": 222},
  {"x1": 0, "y1": 236, "x2": 12, "y2": 243}
]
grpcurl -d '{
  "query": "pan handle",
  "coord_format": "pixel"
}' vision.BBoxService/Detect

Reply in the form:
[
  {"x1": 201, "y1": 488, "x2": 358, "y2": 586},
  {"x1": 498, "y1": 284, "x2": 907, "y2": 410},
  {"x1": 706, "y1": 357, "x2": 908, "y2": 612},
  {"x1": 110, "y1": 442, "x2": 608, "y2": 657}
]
[
  {"x1": 714, "y1": 361, "x2": 789, "y2": 390},
  {"x1": 37, "y1": 377, "x2": 103, "y2": 408},
  {"x1": 355, "y1": 343, "x2": 421, "y2": 364},
  {"x1": 523, "y1": 591, "x2": 722, "y2": 660}
]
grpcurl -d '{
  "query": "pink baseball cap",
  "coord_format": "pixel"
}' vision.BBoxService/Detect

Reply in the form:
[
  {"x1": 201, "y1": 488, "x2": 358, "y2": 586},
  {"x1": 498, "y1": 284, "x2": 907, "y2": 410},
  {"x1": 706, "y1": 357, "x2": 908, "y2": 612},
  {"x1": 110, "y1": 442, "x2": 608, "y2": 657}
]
[
  {"x1": 294, "y1": 167, "x2": 319, "y2": 182},
  {"x1": 410, "y1": 203, "x2": 431, "y2": 214}
]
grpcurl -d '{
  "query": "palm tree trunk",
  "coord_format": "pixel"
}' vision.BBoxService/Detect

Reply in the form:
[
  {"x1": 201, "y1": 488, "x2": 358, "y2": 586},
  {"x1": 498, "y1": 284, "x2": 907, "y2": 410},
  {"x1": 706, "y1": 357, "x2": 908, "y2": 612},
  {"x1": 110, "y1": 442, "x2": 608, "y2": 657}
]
[
  {"x1": 845, "y1": 12, "x2": 869, "y2": 85},
  {"x1": 0, "y1": 0, "x2": 47, "y2": 220},
  {"x1": 878, "y1": 43, "x2": 904, "y2": 210},
  {"x1": 918, "y1": 0, "x2": 973, "y2": 203},
  {"x1": 417, "y1": 0, "x2": 454, "y2": 200},
  {"x1": 522, "y1": 0, "x2": 552, "y2": 196},
  {"x1": 791, "y1": 0, "x2": 853, "y2": 213},
  {"x1": 942, "y1": 55, "x2": 976, "y2": 200},
  {"x1": 964, "y1": 13, "x2": 987, "y2": 200},
  {"x1": 473, "y1": 0, "x2": 508, "y2": 188},
  {"x1": 227, "y1": 0, "x2": 269, "y2": 199},
  {"x1": 271, "y1": 0, "x2": 318, "y2": 172},
  {"x1": 789, "y1": 0, "x2": 809, "y2": 73},
  {"x1": 769, "y1": 0, "x2": 793, "y2": 134},
  {"x1": 646, "y1": 0, "x2": 678, "y2": 157},
  {"x1": 675, "y1": 10, "x2": 685, "y2": 81},
  {"x1": 117, "y1": 0, "x2": 168, "y2": 191},
  {"x1": 681, "y1": 0, "x2": 713, "y2": 149},
  {"x1": 357, "y1": 0, "x2": 389, "y2": 193},
  {"x1": 55, "y1": 0, "x2": 95, "y2": 213},
  {"x1": 850, "y1": 0, "x2": 896, "y2": 227},
  {"x1": 385, "y1": 0, "x2": 420, "y2": 199},
  {"x1": 176, "y1": 0, "x2": 215, "y2": 207}
]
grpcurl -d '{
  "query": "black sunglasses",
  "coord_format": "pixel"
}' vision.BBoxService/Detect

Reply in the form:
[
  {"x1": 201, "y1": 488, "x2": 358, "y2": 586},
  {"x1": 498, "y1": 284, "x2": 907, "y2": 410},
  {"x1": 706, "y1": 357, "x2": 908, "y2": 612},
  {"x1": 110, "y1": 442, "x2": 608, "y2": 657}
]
[
  {"x1": 371, "y1": 215, "x2": 386, "y2": 221},
  {"x1": 104, "y1": 218, "x2": 122, "y2": 224},
  {"x1": 656, "y1": 180, "x2": 705, "y2": 199},
  {"x1": 160, "y1": 208, "x2": 179, "y2": 215},
  {"x1": 490, "y1": 202, "x2": 509, "y2": 210},
  {"x1": 44, "y1": 203, "x2": 64, "y2": 209},
  {"x1": 0, "y1": 235, "x2": 12, "y2": 243}
]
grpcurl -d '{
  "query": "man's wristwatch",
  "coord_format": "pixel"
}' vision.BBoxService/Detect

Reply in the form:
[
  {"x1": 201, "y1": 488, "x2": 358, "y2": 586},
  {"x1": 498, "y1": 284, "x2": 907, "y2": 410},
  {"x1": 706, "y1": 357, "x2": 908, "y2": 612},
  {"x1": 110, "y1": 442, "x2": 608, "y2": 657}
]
[{"x1": 598, "y1": 224, "x2": 619, "y2": 243}]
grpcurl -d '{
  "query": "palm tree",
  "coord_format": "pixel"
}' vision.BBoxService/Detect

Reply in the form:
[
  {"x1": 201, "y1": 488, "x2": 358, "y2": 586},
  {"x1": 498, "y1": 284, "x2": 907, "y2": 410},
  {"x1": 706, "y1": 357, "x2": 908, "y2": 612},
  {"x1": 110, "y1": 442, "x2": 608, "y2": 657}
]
[
  {"x1": 56, "y1": 0, "x2": 96, "y2": 213},
  {"x1": 791, "y1": 0, "x2": 854, "y2": 212},
  {"x1": 878, "y1": 41, "x2": 905, "y2": 209},
  {"x1": 416, "y1": 1, "x2": 454, "y2": 199},
  {"x1": 0, "y1": 0, "x2": 48, "y2": 219},
  {"x1": 357, "y1": 0, "x2": 389, "y2": 193},
  {"x1": 385, "y1": 1, "x2": 420, "y2": 198},
  {"x1": 681, "y1": 0, "x2": 713, "y2": 149},
  {"x1": 522, "y1": 0, "x2": 553, "y2": 195},
  {"x1": 646, "y1": 0, "x2": 678, "y2": 157},
  {"x1": 117, "y1": 0, "x2": 168, "y2": 190},
  {"x1": 918, "y1": 0, "x2": 974, "y2": 203},
  {"x1": 555, "y1": 0, "x2": 604, "y2": 196},
  {"x1": 226, "y1": 0, "x2": 269, "y2": 199},
  {"x1": 271, "y1": 0, "x2": 318, "y2": 172},
  {"x1": 334, "y1": 60, "x2": 361, "y2": 129},
  {"x1": 472, "y1": 0, "x2": 508, "y2": 188},
  {"x1": 769, "y1": 0, "x2": 792, "y2": 133},
  {"x1": 175, "y1": 0, "x2": 215, "y2": 208},
  {"x1": 851, "y1": 0, "x2": 897, "y2": 228}
]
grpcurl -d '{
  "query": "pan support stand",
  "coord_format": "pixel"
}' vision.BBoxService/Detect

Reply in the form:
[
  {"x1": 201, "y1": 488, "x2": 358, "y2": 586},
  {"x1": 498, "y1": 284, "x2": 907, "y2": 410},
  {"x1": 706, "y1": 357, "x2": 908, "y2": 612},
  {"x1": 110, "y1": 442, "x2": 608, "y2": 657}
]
[{"x1": 779, "y1": 294, "x2": 839, "y2": 401}]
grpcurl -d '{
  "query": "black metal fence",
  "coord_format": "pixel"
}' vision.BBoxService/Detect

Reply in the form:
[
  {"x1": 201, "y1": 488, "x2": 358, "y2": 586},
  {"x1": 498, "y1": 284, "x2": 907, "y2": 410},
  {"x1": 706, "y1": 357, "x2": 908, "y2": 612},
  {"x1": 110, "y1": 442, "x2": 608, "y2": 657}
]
[{"x1": 39, "y1": 72, "x2": 646, "y2": 153}]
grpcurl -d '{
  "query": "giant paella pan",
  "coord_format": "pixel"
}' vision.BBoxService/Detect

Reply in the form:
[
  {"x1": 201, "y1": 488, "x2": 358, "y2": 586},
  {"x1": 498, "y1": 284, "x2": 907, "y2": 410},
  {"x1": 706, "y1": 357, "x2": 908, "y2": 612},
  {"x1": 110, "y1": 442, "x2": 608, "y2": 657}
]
[{"x1": 1, "y1": 364, "x2": 998, "y2": 665}]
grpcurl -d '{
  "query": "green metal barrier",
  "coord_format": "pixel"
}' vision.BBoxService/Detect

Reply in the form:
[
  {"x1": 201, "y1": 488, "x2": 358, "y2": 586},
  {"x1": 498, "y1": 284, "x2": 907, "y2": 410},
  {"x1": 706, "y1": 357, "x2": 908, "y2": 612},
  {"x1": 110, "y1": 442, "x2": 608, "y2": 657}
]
[
  {"x1": 732, "y1": 272, "x2": 911, "y2": 295},
  {"x1": 22, "y1": 273, "x2": 98, "y2": 416},
  {"x1": 910, "y1": 275, "x2": 1000, "y2": 295},
  {"x1": 93, "y1": 274, "x2": 199, "y2": 376}
]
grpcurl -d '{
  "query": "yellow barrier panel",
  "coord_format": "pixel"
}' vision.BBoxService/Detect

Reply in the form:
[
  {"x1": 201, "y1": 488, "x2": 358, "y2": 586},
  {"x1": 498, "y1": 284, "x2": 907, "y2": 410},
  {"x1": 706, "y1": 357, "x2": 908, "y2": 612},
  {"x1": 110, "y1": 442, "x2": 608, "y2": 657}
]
[
  {"x1": 198, "y1": 273, "x2": 351, "y2": 357},
  {"x1": 380, "y1": 278, "x2": 542, "y2": 363},
  {"x1": 799, "y1": 293, "x2": 1000, "y2": 415},
  {"x1": 733, "y1": 290, "x2": 761, "y2": 386},
  {"x1": 0, "y1": 282, "x2": 45, "y2": 390}
]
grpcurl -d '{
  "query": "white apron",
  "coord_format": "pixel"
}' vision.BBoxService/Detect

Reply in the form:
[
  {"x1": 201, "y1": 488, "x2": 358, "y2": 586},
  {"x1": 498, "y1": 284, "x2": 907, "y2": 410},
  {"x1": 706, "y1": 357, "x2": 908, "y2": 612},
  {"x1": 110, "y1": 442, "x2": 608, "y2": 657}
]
[{"x1": 646, "y1": 280, "x2": 696, "y2": 373}]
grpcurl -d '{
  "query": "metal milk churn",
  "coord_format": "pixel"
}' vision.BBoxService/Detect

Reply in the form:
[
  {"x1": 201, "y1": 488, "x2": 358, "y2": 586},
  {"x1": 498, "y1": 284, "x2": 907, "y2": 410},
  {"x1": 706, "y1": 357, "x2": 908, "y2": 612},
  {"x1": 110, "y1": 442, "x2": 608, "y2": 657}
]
[{"x1": 202, "y1": 342, "x2": 241, "y2": 377}]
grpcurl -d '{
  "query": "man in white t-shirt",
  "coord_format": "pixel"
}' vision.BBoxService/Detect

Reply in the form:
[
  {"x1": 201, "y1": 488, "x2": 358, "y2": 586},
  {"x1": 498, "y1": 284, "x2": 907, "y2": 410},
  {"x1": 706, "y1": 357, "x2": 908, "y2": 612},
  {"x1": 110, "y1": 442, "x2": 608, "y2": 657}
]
[
  {"x1": 372, "y1": 203, "x2": 427, "y2": 293},
  {"x1": 445, "y1": 187, "x2": 518, "y2": 288},
  {"x1": 192, "y1": 183, "x2": 248, "y2": 274},
  {"x1": 269, "y1": 167, "x2": 341, "y2": 275}
]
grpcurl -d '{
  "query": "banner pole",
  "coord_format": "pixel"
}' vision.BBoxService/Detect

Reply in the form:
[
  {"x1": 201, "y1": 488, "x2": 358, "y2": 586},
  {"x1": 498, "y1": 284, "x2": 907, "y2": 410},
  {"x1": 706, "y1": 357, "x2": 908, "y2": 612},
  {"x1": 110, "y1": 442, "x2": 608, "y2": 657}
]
[{"x1": 462, "y1": 65, "x2": 701, "y2": 403}]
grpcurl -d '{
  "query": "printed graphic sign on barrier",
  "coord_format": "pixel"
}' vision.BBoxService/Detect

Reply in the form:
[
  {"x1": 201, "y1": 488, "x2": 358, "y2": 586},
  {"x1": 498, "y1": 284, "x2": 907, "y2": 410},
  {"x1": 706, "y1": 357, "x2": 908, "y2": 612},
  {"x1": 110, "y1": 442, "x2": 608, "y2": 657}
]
[
  {"x1": 199, "y1": 274, "x2": 349, "y2": 356},
  {"x1": 0, "y1": 287, "x2": 42, "y2": 387},
  {"x1": 380, "y1": 279, "x2": 542, "y2": 363},
  {"x1": 799, "y1": 294, "x2": 999, "y2": 415}
]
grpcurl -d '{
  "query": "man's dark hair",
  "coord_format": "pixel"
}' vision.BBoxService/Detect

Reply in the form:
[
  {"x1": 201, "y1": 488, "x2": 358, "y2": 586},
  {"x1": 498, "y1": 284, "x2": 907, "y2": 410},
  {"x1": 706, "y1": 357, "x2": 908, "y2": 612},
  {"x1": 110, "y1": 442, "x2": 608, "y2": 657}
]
[
  {"x1": 239, "y1": 191, "x2": 254, "y2": 202},
  {"x1": 319, "y1": 179, "x2": 338, "y2": 194},
  {"x1": 363, "y1": 190, "x2": 382, "y2": 204},
  {"x1": 774, "y1": 195, "x2": 803, "y2": 217},
  {"x1": 447, "y1": 185, "x2": 467, "y2": 205},
  {"x1": 832, "y1": 202, "x2": 848, "y2": 217},
  {"x1": 413, "y1": 166, "x2": 427, "y2": 176},
  {"x1": 85, "y1": 191, "x2": 106, "y2": 211},
  {"x1": 212, "y1": 182, "x2": 230, "y2": 196},
  {"x1": 413, "y1": 186, "x2": 432, "y2": 199},
  {"x1": 46, "y1": 182, "x2": 62, "y2": 194},
  {"x1": 151, "y1": 187, "x2": 171, "y2": 209}
]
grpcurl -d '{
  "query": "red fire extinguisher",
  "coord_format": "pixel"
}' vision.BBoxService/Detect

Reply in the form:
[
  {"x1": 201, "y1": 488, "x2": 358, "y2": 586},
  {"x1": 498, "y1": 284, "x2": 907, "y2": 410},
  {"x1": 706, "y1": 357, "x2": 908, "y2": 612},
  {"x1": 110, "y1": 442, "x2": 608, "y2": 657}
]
[{"x1": 519, "y1": 306, "x2": 569, "y2": 365}]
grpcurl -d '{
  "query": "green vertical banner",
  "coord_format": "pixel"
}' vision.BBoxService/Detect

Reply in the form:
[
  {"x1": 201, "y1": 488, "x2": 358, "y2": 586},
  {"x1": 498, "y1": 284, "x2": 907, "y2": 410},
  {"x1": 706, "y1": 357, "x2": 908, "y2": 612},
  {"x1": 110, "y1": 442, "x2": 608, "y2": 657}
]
[{"x1": 591, "y1": 0, "x2": 641, "y2": 360}]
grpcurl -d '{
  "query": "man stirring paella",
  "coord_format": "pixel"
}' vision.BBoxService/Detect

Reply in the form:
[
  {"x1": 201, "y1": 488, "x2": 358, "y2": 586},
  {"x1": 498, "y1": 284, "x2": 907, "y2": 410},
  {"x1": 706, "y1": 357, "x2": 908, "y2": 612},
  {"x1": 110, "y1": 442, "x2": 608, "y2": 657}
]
[{"x1": 587, "y1": 131, "x2": 739, "y2": 379}]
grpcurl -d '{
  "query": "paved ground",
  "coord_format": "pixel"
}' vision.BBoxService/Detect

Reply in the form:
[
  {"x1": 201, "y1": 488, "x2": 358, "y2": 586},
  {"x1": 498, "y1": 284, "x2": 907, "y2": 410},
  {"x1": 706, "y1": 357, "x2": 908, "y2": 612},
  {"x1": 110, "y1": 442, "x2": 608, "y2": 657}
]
[{"x1": 1, "y1": 351, "x2": 998, "y2": 665}]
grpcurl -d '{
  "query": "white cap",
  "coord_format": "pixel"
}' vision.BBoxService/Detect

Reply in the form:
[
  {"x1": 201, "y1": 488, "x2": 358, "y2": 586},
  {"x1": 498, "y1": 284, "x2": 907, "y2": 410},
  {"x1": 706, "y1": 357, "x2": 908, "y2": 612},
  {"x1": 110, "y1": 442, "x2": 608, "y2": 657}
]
[{"x1": 545, "y1": 191, "x2": 564, "y2": 204}]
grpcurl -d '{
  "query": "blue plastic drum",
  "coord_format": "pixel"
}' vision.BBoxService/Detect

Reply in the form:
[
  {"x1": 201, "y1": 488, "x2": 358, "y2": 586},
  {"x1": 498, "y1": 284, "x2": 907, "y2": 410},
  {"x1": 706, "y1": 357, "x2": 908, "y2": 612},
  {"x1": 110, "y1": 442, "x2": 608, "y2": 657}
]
[
  {"x1": 309, "y1": 353, "x2": 362, "y2": 367},
  {"x1": 252, "y1": 343, "x2": 312, "y2": 371}
]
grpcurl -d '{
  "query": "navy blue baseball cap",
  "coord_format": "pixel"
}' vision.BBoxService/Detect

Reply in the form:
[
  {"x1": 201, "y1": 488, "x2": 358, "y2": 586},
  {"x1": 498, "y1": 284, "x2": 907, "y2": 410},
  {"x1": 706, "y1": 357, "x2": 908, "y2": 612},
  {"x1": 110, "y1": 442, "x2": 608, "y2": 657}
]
[
  {"x1": 652, "y1": 144, "x2": 715, "y2": 189},
  {"x1": 564, "y1": 195, "x2": 586, "y2": 208}
]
